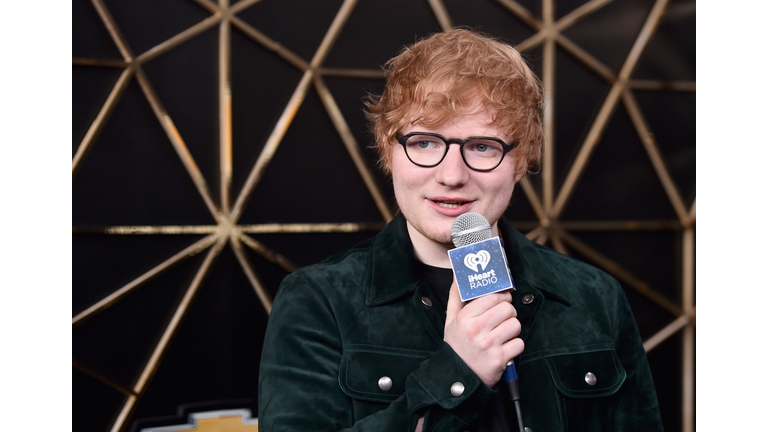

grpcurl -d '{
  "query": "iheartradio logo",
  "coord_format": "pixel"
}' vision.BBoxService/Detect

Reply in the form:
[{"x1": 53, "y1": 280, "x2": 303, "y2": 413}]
[{"x1": 463, "y1": 250, "x2": 490, "y2": 272}]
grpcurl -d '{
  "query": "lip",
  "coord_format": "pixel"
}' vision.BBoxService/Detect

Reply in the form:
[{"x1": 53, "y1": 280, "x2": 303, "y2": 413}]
[{"x1": 427, "y1": 197, "x2": 474, "y2": 216}]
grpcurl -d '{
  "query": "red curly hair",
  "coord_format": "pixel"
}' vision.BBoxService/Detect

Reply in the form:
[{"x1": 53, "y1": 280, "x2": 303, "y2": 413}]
[{"x1": 366, "y1": 28, "x2": 543, "y2": 178}]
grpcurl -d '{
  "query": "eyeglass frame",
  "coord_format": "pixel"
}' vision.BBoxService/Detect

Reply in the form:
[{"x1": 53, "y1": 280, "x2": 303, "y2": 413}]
[{"x1": 396, "y1": 131, "x2": 517, "y2": 172}]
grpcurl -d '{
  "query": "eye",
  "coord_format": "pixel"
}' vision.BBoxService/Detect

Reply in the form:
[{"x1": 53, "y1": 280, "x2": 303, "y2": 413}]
[
  {"x1": 405, "y1": 135, "x2": 444, "y2": 151},
  {"x1": 465, "y1": 140, "x2": 503, "y2": 156}
]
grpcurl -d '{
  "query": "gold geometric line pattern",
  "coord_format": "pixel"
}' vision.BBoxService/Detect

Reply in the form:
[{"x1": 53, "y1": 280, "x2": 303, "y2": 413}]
[{"x1": 73, "y1": 1, "x2": 694, "y2": 430}]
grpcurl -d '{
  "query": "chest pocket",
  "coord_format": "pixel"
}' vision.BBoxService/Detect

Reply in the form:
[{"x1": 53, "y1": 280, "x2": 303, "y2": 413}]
[
  {"x1": 545, "y1": 349, "x2": 626, "y2": 397},
  {"x1": 339, "y1": 344, "x2": 432, "y2": 403}
]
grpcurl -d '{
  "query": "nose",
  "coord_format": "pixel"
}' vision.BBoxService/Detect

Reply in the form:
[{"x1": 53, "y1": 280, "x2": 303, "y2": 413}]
[{"x1": 434, "y1": 145, "x2": 470, "y2": 187}]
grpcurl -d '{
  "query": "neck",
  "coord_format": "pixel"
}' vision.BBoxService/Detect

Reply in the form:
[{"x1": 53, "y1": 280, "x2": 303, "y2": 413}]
[{"x1": 406, "y1": 220, "x2": 501, "y2": 269}]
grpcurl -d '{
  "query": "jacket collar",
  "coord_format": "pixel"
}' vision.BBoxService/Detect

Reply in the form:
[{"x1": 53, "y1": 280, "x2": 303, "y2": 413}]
[{"x1": 364, "y1": 213, "x2": 572, "y2": 306}]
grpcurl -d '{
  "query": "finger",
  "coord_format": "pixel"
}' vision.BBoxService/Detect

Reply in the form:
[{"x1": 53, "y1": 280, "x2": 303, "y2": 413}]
[
  {"x1": 502, "y1": 337, "x2": 525, "y2": 362},
  {"x1": 445, "y1": 279, "x2": 464, "y2": 324},
  {"x1": 460, "y1": 291, "x2": 513, "y2": 319},
  {"x1": 490, "y1": 316, "x2": 522, "y2": 348}
]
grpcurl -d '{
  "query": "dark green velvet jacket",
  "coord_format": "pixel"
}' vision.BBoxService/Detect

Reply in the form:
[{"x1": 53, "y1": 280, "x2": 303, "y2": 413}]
[{"x1": 258, "y1": 214, "x2": 663, "y2": 431}]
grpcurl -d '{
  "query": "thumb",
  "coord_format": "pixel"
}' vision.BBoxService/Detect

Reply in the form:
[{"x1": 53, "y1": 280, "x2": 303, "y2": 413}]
[{"x1": 445, "y1": 278, "x2": 464, "y2": 325}]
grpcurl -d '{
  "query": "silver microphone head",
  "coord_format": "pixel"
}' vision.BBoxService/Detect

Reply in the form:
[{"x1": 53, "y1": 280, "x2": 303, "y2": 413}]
[{"x1": 451, "y1": 212, "x2": 492, "y2": 247}]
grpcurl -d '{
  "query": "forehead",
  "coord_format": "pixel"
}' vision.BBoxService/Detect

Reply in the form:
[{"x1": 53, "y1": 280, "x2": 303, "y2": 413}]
[{"x1": 403, "y1": 108, "x2": 506, "y2": 139}]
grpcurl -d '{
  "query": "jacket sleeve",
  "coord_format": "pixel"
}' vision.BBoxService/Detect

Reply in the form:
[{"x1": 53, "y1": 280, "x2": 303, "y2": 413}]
[
  {"x1": 609, "y1": 277, "x2": 665, "y2": 431},
  {"x1": 258, "y1": 271, "x2": 496, "y2": 432}
]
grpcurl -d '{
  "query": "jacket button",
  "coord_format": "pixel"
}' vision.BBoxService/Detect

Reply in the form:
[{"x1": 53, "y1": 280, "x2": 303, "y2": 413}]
[
  {"x1": 524, "y1": 428, "x2": 533, "y2": 432},
  {"x1": 450, "y1": 382, "x2": 465, "y2": 396},
  {"x1": 521, "y1": 294, "x2": 534, "y2": 304},
  {"x1": 378, "y1": 376, "x2": 393, "y2": 391},
  {"x1": 585, "y1": 372, "x2": 597, "y2": 386},
  {"x1": 421, "y1": 297, "x2": 433, "y2": 307}
]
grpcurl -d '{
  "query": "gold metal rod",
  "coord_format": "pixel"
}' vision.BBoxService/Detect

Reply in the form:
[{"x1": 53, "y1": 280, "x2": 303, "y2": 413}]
[
  {"x1": 556, "y1": 35, "x2": 616, "y2": 83},
  {"x1": 493, "y1": 0, "x2": 541, "y2": 30},
  {"x1": 237, "y1": 222, "x2": 385, "y2": 233},
  {"x1": 517, "y1": 176, "x2": 547, "y2": 222},
  {"x1": 535, "y1": 229, "x2": 549, "y2": 246},
  {"x1": 427, "y1": 0, "x2": 454, "y2": 31},
  {"x1": 314, "y1": 76, "x2": 393, "y2": 221},
  {"x1": 238, "y1": 232, "x2": 301, "y2": 273},
  {"x1": 622, "y1": 89, "x2": 689, "y2": 222},
  {"x1": 316, "y1": 67, "x2": 385, "y2": 79},
  {"x1": 542, "y1": 30, "x2": 555, "y2": 214},
  {"x1": 112, "y1": 237, "x2": 228, "y2": 432},
  {"x1": 524, "y1": 226, "x2": 543, "y2": 242},
  {"x1": 110, "y1": 395, "x2": 137, "y2": 432},
  {"x1": 73, "y1": 225, "x2": 219, "y2": 234},
  {"x1": 230, "y1": 16, "x2": 310, "y2": 71},
  {"x1": 682, "y1": 324, "x2": 694, "y2": 432},
  {"x1": 549, "y1": 230, "x2": 568, "y2": 254},
  {"x1": 628, "y1": 80, "x2": 696, "y2": 91},
  {"x1": 552, "y1": 0, "x2": 670, "y2": 218},
  {"x1": 309, "y1": 0, "x2": 358, "y2": 68},
  {"x1": 556, "y1": 220, "x2": 682, "y2": 231},
  {"x1": 219, "y1": 17, "x2": 233, "y2": 215},
  {"x1": 688, "y1": 198, "x2": 696, "y2": 224},
  {"x1": 72, "y1": 58, "x2": 129, "y2": 68},
  {"x1": 230, "y1": 235, "x2": 274, "y2": 314},
  {"x1": 134, "y1": 69, "x2": 222, "y2": 222},
  {"x1": 73, "y1": 67, "x2": 134, "y2": 173},
  {"x1": 514, "y1": 31, "x2": 548, "y2": 53},
  {"x1": 135, "y1": 14, "x2": 222, "y2": 65},
  {"x1": 73, "y1": 359, "x2": 137, "y2": 397},
  {"x1": 230, "y1": 71, "x2": 314, "y2": 222},
  {"x1": 642, "y1": 314, "x2": 689, "y2": 352},
  {"x1": 558, "y1": 230, "x2": 683, "y2": 316},
  {"x1": 72, "y1": 234, "x2": 218, "y2": 326},
  {"x1": 90, "y1": 0, "x2": 134, "y2": 61},
  {"x1": 616, "y1": 0, "x2": 670, "y2": 83},
  {"x1": 683, "y1": 227, "x2": 694, "y2": 314},
  {"x1": 555, "y1": 0, "x2": 615, "y2": 33},
  {"x1": 552, "y1": 82, "x2": 623, "y2": 218}
]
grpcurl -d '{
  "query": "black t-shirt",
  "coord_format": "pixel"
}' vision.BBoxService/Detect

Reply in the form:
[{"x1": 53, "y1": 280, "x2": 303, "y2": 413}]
[{"x1": 417, "y1": 262, "x2": 518, "y2": 432}]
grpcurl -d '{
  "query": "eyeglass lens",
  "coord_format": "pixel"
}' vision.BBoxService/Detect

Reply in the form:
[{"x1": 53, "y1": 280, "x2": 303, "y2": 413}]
[{"x1": 403, "y1": 134, "x2": 506, "y2": 170}]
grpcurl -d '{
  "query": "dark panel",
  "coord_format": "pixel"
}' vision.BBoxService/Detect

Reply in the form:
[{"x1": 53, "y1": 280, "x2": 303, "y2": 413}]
[
  {"x1": 73, "y1": 234, "x2": 208, "y2": 315},
  {"x1": 73, "y1": 368, "x2": 126, "y2": 432},
  {"x1": 239, "y1": 87, "x2": 384, "y2": 224},
  {"x1": 72, "y1": 65, "x2": 125, "y2": 153},
  {"x1": 73, "y1": 0, "x2": 123, "y2": 59},
  {"x1": 230, "y1": 27, "x2": 305, "y2": 202},
  {"x1": 100, "y1": 0, "x2": 212, "y2": 56},
  {"x1": 72, "y1": 250, "x2": 208, "y2": 387},
  {"x1": 324, "y1": 0, "x2": 440, "y2": 69},
  {"x1": 560, "y1": 103, "x2": 678, "y2": 221},
  {"x1": 141, "y1": 26, "x2": 220, "y2": 205},
  {"x1": 235, "y1": 0, "x2": 345, "y2": 63},
  {"x1": 561, "y1": 0, "x2": 654, "y2": 73},
  {"x1": 130, "y1": 248, "x2": 269, "y2": 421}
]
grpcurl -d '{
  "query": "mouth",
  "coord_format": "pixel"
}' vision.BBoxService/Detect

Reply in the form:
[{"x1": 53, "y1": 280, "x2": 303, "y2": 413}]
[{"x1": 432, "y1": 199, "x2": 469, "y2": 209}]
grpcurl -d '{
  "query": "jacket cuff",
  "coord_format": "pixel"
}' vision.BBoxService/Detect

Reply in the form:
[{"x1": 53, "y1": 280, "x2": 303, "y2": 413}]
[{"x1": 406, "y1": 342, "x2": 496, "y2": 427}]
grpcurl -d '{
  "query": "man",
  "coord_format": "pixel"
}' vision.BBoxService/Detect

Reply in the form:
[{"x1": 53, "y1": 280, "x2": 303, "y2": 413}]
[{"x1": 258, "y1": 28, "x2": 662, "y2": 431}]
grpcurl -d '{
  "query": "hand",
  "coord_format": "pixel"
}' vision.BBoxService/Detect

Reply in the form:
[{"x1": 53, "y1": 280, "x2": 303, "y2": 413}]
[{"x1": 443, "y1": 280, "x2": 524, "y2": 387}]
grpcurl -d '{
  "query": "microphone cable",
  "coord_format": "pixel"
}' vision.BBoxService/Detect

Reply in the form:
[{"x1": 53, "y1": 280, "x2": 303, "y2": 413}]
[{"x1": 504, "y1": 359, "x2": 525, "y2": 432}]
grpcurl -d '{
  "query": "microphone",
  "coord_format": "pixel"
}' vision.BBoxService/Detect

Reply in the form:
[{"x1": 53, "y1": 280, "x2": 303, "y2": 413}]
[{"x1": 449, "y1": 212, "x2": 525, "y2": 432}]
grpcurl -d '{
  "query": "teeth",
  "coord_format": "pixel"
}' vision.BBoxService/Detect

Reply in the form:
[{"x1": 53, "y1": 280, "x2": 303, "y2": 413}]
[{"x1": 437, "y1": 201, "x2": 462, "y2": 208}]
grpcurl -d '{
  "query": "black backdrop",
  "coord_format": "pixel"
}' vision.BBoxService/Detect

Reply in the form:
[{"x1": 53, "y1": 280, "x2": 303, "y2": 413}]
[{"x1": 73, "y1": 0, "x2": 695, "y2": 431}]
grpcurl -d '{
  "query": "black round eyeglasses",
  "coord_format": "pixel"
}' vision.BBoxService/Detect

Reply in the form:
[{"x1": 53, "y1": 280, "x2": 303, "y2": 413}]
[{"x1": 397, "y1": 132, "x2": 517, "y2": 172}]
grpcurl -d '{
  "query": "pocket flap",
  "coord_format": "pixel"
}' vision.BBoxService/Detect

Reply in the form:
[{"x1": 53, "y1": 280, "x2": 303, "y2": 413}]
[
  {"x1": 339, "y1": 345, "x2": 431, "y2": 403},
  {"x1": 545, "y1": 349, "x2": 626, "y2": 398}
]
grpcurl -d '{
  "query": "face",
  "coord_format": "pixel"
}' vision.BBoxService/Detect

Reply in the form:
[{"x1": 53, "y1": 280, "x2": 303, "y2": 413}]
[{"x1": 390, "y1": 108, "x2": 522, "y2": 249}]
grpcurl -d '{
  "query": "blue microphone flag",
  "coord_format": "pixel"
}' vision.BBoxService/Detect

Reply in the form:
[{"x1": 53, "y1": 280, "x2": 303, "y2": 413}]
[{"x1": 448, "y1": 236, "x2": 515, "y2": 302}]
